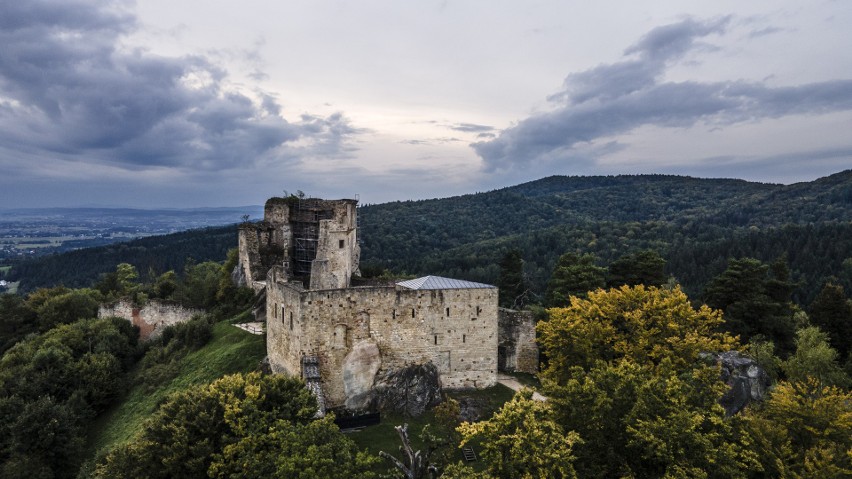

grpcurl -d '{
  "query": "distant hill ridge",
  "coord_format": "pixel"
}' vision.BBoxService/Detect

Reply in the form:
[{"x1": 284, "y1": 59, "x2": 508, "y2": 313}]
[{"x1": 356, "y1": 170, "x2": 852, "y2": 303}]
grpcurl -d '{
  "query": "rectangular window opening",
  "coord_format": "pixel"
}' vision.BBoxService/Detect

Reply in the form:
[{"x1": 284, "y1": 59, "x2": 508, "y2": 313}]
[
  {"x1": 446, "y1": 307, "x2": 450, "y2": 317},
  {"x1": 434, "y1": 335, "x2": 438, "y2": 345},
  {"x1": 463, "y1": 334, "x2": 466, "y2": 343},
  {"x1": 339, "y1": 239, "x2": 345, "y2": 248}
]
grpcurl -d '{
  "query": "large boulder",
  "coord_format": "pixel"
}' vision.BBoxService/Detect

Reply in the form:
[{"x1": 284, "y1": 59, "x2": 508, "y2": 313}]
[
  {"x1": 456, "y1": 396, "x2": 489, "y2": 422},
  {"x1": 343, "y1": 340, "x2": 382, "y2": 411},
  {"x1": 371, "y1": 362, "x2": 442, "y2": 417},
  {"x1": 707, "y1": 351, "x2": 771, "y2": 416}
]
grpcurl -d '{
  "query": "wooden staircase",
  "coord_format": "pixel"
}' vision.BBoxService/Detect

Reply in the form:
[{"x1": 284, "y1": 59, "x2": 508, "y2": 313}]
[{"x1": 462, "y1": 445, "x2": 477, "y2": 462}]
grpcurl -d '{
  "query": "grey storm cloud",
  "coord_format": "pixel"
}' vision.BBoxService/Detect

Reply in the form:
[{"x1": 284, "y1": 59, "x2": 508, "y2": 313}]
[
  {"x1": 473, "y1": 17, "x2": 852, "y2": 172},
  {"x1": 0, "y1": 0, "x2": 360, "y2": 172},
  {"x1": 449, "y1": 122, "x2": 495, "y2": 133}
]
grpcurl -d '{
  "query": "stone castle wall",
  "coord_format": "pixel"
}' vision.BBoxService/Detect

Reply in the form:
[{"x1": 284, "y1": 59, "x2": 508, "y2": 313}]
[
  {"x1": 497, "y1": 308, "x2": 539, "y2": 374},
  {"x1": 98, "y1": 299, "x2": 202, "y2": 341},
  {"x1": 266, "y1": 268, "x2": 498, "y2": 409}
]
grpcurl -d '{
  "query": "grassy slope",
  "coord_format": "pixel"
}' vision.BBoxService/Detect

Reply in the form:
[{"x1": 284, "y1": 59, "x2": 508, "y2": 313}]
[
  {"x1": 87, "y1": 315, "x2": 519, "y2": 470},
  {"x1": 87, "y1": 321, "x2": 266, "y2": 457}
]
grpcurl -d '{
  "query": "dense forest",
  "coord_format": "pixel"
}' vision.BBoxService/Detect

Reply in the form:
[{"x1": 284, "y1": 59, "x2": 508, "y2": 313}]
[{"x1": 358, "y1": 170, "x2": 852, "y2": 304}]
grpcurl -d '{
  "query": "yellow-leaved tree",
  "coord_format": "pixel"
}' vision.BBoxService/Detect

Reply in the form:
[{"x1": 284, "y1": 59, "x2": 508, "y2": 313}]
[
  {"x1": 532, "y1": 285, "x2": 758, "y2": 478},
  {"x1": 538, "y1": 285, "x2": 740, "y2": 378},
  {"x1": 448, "y1": 390, "x2": 581, "y2": 479}
]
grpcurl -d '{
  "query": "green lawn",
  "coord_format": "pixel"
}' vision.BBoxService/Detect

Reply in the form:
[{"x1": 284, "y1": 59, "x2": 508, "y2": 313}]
[
  {"x1": 86, "y1": 321, "x2": 266, "y2": 458},
  {"x1": 0, "y1": 265, "x2": 10, "y2": 273}
]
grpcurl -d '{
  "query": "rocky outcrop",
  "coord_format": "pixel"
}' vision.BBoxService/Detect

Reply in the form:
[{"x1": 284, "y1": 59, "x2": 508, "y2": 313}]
[
  {"x1": 457, "y1": 396, "x2": 489, "y2": 422},
  {"x1": 231, "y1": 264, "x2": 246, "y2": 288},
  {"x1": 343, "y1": 340, "x2": 382, "y2": 410},
  {"x1": 371, "y1": 362, "x2": 442, "y2": 416},
  {"x1": 706, "y1": 351, "x2": 771, "y2": 416}
]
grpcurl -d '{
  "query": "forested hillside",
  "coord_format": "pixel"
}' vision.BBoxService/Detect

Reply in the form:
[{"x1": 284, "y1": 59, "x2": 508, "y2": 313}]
[{"x1": 358, "y1": 170, "x2": 852, "y2": 303}]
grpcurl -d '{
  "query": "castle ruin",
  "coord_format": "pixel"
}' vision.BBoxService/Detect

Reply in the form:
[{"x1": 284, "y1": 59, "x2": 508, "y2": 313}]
[{"x1": 238, "y1": 196, "x2": 533, "y2": 414}]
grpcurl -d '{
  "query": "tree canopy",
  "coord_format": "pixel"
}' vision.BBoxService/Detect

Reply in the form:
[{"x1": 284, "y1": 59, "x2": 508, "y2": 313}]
[
  {"x1": 538, "y1": 285, "x2": 739, "y2": 377},
  {"x1": 534, "y1": 286, "x2": 755, "y2": 477},
  {"x1": 0, "y1": 316, "x2": 139, "y2": 478},
  {"x1": 95, "y1": 372, "x2": 378, "y2": 479},
  {"x1": 704, "y1": 257, "x2": 796, "y2": 354},
  {"x1": 544, "y1": 253, "x2": 606, "y2": 307}
]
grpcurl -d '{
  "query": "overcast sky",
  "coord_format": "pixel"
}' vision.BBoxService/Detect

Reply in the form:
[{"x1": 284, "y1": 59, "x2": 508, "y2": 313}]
[{"x1": 1, "y1": 0, "x2": 851, "y2": 208}]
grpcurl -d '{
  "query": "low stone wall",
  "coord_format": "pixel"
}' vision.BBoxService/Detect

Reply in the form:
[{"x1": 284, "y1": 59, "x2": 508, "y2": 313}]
[
  {"x1": 497, "y1": 308, "x2": 539, "y2": 374},
  {"x1": 98, "y1": 299, "x2": 203, "y2": 341}
]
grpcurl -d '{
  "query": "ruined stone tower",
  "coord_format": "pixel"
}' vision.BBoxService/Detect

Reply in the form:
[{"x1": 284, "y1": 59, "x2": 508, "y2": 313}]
[{"x1": 238, "y1": 197, "x2": 359, "y2": 291}]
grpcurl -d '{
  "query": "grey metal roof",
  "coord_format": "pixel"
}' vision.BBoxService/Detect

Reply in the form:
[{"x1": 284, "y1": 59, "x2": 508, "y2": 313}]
[{"x1": 396, "y1": 275, "x2": 496, "y2": 290}]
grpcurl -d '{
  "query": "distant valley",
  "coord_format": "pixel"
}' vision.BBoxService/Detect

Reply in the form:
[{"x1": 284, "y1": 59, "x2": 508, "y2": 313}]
[{"x1": 0, "y1": 206, "x2": 263, "y2": 261}]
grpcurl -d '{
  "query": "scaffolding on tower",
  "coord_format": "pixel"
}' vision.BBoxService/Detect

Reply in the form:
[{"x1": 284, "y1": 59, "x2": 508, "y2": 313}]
[{"x1": 289, "y1": 197, "x2": 333, "y2": 278}]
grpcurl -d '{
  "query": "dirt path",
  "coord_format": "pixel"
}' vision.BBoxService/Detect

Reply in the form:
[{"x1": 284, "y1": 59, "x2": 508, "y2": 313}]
[{"x1": 497, "y1": 373, "x2": 547, "y2": 401}]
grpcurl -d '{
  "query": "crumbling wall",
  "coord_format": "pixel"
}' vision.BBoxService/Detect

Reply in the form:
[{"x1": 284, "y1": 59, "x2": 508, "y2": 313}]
[
  {"x1": 237, "y1": 224, "x2": 262, "y2": 288},
  {"x1": 310, "y1": 201, "x2": 359, "y2": 290},
  {"x1": 497, "y1": 308, "x2": 539, "y2": 374},
  {"x1": 98, "y1": 299, "x2": 202, "y2": 341},
  {"x1": 237, "y1": 197, "x2": 296, "y2": 289},
  {"x1": 266, "y1": 278, "x2": 499, "y2": 409},
  {"x1": 264, "y1": 197, "x2": 291, "y2": 224}
]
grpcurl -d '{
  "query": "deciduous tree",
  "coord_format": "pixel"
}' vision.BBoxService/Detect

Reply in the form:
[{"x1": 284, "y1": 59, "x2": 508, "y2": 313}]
[
  {"x1": 456, "y1": 390, "x2": 580, "y2": 479},
  {"x1": 536, "y1": 285, "x2": 757, "y2": 478},
  {"x1": 782, "y1": 326, "x2": 850, "y2": 388},
  {"x1": 538, "y1": 285, "x2": 739, "y2": 377},
  {"x1": 96, "y1": 372, "x2": 377, "y2": 478},
  {"x1": 743, "y1": 378, "x2": 852, "y2": 478}
]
